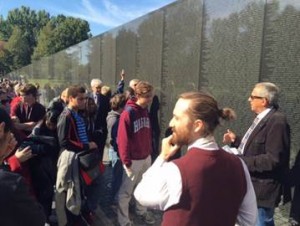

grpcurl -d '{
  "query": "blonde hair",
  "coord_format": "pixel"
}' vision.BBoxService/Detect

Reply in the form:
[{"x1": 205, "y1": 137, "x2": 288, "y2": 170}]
[
  {"x1": 129, "y1": 79, "x2": 140, "y2": 89},
  {"x1": 101, "y1": 85, "x2": 111, "y2": 97}
]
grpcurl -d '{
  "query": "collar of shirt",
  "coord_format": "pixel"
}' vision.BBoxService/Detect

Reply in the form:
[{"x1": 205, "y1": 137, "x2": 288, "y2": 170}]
[
  {"x1": 256, "y1": 107, "x2": 272, "y2": 124},
  {"x1": 188, "y1": 136, "x2": 219, "y2": 151}
]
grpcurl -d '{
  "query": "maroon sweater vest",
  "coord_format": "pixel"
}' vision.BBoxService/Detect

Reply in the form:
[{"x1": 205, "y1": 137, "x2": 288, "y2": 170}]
[{"x1": 162, "y1": 148, "x2": 247, "y2": 226}]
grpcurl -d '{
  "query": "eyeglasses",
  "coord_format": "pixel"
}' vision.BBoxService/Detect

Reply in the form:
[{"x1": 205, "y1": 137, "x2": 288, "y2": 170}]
[{"x1": 249, "y1": 95, "x2": 265, "y2": 100}]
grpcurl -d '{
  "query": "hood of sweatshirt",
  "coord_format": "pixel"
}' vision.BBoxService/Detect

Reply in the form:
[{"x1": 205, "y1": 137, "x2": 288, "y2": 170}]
[{"x1": 126, "y1": 98, "x2": 145, "y2": 112}]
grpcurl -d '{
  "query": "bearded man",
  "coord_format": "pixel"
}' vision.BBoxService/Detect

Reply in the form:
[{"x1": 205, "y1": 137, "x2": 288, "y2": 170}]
[{"x1": 134, "y1": 91, "x2": 257, "y2": 226}]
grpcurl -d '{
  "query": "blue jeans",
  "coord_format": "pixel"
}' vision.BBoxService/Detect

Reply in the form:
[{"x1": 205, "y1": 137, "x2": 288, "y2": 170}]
[{"x1": 256, "y1": 207, "x2": 275, "y2": 226}]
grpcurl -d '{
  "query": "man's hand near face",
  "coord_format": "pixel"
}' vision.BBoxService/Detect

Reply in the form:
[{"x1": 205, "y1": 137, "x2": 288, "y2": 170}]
[{"x1": 160, "y1": 135, "x2": 180, "y2": 161}]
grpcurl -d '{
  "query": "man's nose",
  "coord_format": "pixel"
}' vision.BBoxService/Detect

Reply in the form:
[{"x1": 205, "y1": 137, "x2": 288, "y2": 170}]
[{"x1": 169, "y1": 118, "x2": 174, "y2": 128}]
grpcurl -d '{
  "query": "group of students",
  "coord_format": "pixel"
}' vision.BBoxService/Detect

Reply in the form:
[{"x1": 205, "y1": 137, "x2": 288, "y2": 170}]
[
  {"x1": 0, "y1": 75, "x2": 161, "y2": 226},
  {"x1": 1, "y1": 77, "x2": 300, "y2": 226}
]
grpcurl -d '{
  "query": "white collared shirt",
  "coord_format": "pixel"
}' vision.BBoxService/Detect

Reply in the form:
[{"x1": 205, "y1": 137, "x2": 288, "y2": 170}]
[
  {"x1": 255, "y1": 107, "x2": 272, "y2": 127},
  {"x1": 134, "y1": 137, "x2": 257, "y2": 226}
]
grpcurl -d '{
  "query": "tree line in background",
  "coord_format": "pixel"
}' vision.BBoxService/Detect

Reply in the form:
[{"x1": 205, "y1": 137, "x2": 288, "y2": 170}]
[{"x1": 0, "y1": 6, "x2": 92, "y2": 75}]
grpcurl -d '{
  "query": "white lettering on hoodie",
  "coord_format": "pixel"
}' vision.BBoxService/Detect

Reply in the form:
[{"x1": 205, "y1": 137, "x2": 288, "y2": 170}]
[{"x1": 133, "y1": 117, "x2": 150, "y2": 133}]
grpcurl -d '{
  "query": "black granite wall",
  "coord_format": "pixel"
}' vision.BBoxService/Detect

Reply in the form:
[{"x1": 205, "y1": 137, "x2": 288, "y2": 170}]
[{"x1": 8, "y1": 0, "x2": 300, "y2": 154}]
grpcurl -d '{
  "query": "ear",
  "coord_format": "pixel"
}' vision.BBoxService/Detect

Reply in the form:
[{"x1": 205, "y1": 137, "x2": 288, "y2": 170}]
[
  {"x1": 193, "y1": 119, "x2": 204, "y2": 133},
  {"x1": 262, "y1": 98, "x2": 269, "y2": 107}
]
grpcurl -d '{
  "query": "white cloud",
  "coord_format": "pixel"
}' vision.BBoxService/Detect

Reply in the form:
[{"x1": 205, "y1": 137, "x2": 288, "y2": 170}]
[
  {"x1": 59, "y1": 0, "x2": 119, "y2": 27},
  {"x1": 52, "y1": 0, "x2": 175, "y2": 28},
  {"x1": 102, "y1": 0, "x2": 148, "y2": 21}
]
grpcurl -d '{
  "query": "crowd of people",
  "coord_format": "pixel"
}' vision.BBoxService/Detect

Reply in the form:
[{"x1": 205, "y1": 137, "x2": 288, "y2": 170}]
[{"x1": 0, "y1": 76, "x2": 299, "y2": 226}]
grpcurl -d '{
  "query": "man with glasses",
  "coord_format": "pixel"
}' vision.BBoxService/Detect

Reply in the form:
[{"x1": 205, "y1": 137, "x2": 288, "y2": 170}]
[{"x1": 223, "y1": 82, "x2": 290, "y2": 226}]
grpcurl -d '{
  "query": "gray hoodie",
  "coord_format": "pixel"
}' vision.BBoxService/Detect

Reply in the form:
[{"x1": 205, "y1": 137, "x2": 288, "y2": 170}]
[{"x1": 106, "y1": 110, "x2": 121, "y2": 145}]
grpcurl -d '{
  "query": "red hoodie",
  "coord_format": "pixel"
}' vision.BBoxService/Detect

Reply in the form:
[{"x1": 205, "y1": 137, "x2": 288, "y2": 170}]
[{"x1": 117, "y1": 99, "x2": 152, "y2": 167}]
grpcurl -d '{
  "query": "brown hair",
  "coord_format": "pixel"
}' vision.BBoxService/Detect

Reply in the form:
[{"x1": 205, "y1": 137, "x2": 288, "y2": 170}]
[
  {"x1": 67, "y1": 85, "x2": 86, "y2": 98},
  {"x1": 134, "y1": 81, "x2": 153, "y2": 97},
  {"x1": 179, "y1": 92, "x2": 236, "y2": 136},
  {"x1": 110, "y1": 94, "x2": 126, "y2": 111},
  {"x1": 19, "y1": 83, "x2": 38, "y2": 97}
]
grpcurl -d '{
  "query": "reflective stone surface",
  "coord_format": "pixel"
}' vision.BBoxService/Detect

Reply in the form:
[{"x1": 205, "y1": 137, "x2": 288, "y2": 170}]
[
  {"x1": 261, "y1": 0, "x2": 300, "y2": 156},
  {"x1": 8, "y1": 0, "x2": 300, "y2": 153},
  {"x1": 201, "y1": 0, "x2": 265, "y2": 141},
  {"x1": 161, "y1": 0, "x2": 203, "y2": 127}
]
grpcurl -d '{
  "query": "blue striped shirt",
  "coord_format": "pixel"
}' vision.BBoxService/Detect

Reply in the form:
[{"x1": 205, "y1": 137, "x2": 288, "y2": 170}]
[{"x1": 71, "y1": 110, "x2": 89, "y2": 144}]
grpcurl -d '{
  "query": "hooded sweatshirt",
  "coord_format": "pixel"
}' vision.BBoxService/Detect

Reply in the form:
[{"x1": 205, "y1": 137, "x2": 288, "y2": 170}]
[
  {"x1": 107, "y1": 110, "x2": 121, "y2": 143},
  {"x1": 117, "y1": 99, "x2": 152, "y2": 167}
]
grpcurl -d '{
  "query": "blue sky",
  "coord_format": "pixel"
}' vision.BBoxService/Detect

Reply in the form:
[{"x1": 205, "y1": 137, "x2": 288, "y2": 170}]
[{"x1": 0, "y1": 0, "x2": 176, "y2": 36}]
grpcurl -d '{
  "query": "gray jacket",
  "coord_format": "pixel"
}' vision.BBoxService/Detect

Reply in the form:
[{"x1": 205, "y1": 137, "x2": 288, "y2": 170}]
[
  {"x1": 106, "y1": 110, "x2": 121, "y2": 147},
  {"x1": 56, "y1": 150, "x2": 81, "y2": 226}
]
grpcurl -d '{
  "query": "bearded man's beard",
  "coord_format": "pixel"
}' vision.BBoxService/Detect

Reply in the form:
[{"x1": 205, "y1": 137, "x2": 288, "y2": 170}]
[{"x1": 170, "y1": 128, "x2": 191, "y2": 147}]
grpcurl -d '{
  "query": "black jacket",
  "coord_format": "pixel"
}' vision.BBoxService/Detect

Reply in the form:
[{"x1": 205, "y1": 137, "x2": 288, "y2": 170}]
[
  {"x1": 233, "y1": 108, "x2": 290, "y2": 208},
  {"x1": 0, "y1": 168, "x2": 46, "y2": 226},
  {"x1": 93, "y1": 93, "x2": 110, "y2": 152}
]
